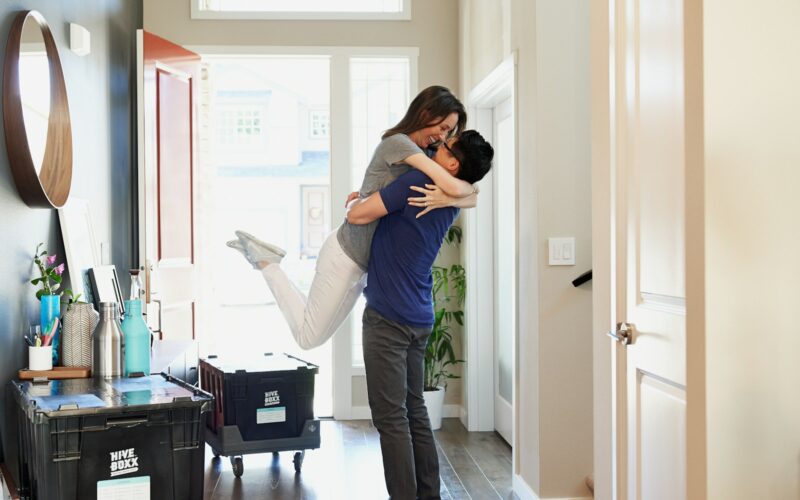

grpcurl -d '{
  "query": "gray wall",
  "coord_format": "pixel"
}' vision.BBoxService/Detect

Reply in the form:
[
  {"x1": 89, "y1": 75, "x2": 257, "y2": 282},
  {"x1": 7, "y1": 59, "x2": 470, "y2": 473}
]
[{"x1": 0, "y1": 0, "x2": 140, "y2": 462}]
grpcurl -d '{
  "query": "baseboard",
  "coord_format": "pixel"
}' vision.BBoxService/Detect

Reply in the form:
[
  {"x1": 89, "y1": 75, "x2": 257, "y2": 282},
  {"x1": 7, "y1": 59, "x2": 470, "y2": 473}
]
[
  {"x1": 344, "y1": 404, "x2": 462, "y2": 421},
  {"x1": 349, "y1": 405, "x2": 372, "y2": 420},
  {"x1": 513, "y1": 474, "x2": 540, "y2": 500},
  {"x1": 443, "y1": 404, "x2": 461, "y2": 418}
]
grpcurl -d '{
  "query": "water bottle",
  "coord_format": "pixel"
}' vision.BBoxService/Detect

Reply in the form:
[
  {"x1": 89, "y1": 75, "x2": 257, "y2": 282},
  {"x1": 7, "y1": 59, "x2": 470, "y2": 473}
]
[
  {"x1": 129, "y1": 269, "x2": 142, "y2": 301},
  {"x1": 93, "y1": 302, "x2": 124, "y2": 378},
  {"x1": 121, "y1": 299, "x2": 151, "y2": 377}
]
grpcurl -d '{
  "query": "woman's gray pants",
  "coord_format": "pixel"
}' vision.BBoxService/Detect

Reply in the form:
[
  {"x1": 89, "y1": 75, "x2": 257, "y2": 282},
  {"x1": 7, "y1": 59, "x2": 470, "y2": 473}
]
[{"x1": 362, "y1": 306, "x2": 441, "y2": 500}]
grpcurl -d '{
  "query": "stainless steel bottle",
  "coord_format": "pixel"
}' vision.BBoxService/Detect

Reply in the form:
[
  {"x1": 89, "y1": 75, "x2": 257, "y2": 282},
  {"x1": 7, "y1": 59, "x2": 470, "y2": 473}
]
[{"x1": 92, "y1": 302, "x2": 124, "y2": 378}]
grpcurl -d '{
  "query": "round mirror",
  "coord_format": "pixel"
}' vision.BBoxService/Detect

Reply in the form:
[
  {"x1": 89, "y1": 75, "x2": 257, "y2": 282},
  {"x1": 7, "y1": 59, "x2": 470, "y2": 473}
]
[{"x1": 3, "y1": 10, "x2": 72, "y2": 208}]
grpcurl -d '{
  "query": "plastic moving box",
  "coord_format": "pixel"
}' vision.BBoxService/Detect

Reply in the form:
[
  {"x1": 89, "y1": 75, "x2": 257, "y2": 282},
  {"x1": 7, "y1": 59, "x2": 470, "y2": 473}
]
[
  {"x1": 7, "y1": 374, "x2": 213, "y2": 500},
  {"x1": 199, "y1": 352, "x2": 320, "y2": 476}
]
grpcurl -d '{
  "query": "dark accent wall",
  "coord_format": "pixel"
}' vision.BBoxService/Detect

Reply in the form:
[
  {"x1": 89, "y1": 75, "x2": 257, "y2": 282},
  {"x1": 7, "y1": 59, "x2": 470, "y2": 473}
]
[{"x1": 0, "y1": 0, "x2": 141, "y2": 462}]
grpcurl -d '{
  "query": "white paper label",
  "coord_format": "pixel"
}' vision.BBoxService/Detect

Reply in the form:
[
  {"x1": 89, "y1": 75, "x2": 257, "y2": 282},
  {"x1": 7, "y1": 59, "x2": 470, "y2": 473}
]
[
  {"x1": 257, "y1": 406, "x2": 286, "y2": 424},
  {"x1": 97, "y1": 476, "x2": 150, "y2": 500}
]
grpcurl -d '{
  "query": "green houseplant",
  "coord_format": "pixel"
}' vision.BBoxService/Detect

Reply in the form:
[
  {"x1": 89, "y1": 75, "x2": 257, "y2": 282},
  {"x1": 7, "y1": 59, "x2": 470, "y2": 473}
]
[{"x1": 423, "y1": 226, "x2": 465, "y2": 429}]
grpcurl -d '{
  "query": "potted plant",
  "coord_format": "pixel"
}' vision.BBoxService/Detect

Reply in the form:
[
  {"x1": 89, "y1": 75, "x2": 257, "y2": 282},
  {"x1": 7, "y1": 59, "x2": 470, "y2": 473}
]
[{"x1": 423, "y1": 226, "x2": 465, "y2": 430}]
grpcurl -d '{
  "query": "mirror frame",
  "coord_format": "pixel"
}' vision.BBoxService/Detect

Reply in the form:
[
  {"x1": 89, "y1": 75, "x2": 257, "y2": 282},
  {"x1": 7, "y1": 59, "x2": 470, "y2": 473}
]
[{"x1": 3, "y1": 10, "x2": 72, "y2": 208}]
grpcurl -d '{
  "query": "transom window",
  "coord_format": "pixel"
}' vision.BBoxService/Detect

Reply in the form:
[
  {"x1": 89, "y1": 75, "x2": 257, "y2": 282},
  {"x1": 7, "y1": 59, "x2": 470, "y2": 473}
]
[{"x1": 193, "y1": 0, "x2": 410, "y2": 20}]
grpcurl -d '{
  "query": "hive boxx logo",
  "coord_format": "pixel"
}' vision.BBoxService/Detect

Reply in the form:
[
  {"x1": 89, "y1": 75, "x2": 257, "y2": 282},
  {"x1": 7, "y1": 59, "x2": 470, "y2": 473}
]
[{"x1": 109, "y1": 447, "x2": 139, "y2": 477}]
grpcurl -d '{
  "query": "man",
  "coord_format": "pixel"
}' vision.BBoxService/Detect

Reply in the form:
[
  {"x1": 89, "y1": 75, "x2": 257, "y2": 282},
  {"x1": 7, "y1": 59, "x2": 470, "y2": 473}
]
[{"x1": 346, "y1": 130, "x2": 494, "y2": 500}]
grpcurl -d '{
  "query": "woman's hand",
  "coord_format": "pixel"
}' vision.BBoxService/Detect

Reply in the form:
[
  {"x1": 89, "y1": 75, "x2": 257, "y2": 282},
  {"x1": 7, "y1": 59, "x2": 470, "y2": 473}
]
[
  {"x1": 345, "y1": 191, "x2": 360, "y2": 207},
  {"x1": 408, "y1": 184, "x2": 454, "y2": 218}
]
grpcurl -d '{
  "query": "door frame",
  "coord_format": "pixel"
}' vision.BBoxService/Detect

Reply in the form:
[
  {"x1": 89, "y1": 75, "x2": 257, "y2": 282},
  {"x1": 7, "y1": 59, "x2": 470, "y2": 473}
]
[
  {"x1": 590, "y1": 1, "x2": 615, "y2": 499},
  {"x1": 184, "y1": 44, "x2": 419, "y2": 420},
  {"x1": 464, "y1": 53, "x2": 517, "y2": 443}
]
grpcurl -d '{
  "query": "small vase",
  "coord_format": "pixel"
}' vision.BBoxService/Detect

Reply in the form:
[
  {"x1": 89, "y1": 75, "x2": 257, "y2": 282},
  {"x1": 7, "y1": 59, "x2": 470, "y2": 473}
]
[
  {"x1": 121, "y1": 300, "x2": 151, "y2": 377},
  {"x1": 40, "y1": 294, "x2": 61, "y2": 364},
  {"x1": 62, "y1": 303, "x2": 99, "y2": 367}
]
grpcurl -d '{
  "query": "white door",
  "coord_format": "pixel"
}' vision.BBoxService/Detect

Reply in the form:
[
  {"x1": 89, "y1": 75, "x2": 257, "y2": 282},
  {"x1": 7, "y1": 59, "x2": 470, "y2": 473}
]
[
  {"x1": 609, "y1": 0, "x2": 696, "y2": 498},
  {"x1": 493, "y1": 96, "x2": 515, "y2": 444},
  {"x1": 136, "y1": 31, "x2": 201, "y2": 343}
]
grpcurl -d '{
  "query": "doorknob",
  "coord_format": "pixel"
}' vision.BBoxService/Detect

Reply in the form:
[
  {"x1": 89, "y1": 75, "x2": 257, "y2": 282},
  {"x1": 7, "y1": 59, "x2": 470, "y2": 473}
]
[{"x1": 607, "y1": 322, "x2": 635, "y2": 345}]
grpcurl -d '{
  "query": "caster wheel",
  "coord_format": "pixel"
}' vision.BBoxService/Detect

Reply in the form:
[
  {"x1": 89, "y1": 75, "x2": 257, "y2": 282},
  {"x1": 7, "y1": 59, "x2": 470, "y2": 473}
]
[
  {"x1": 231, "y1": 456, "x2": 244, "y2": 477},
  {"x1": 293, "y1": 451, "x2": 305, "y2": 473}
]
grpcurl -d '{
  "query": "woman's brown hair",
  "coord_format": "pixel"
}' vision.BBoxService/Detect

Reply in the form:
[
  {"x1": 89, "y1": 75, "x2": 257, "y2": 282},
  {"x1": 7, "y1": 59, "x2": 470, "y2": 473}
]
[{"x1": 382, "y1": 86, "x2": 467, "y2": 140}]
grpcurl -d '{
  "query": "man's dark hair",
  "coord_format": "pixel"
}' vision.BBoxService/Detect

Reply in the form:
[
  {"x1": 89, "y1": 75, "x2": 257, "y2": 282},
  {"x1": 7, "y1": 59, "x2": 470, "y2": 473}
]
[
  {"x1": 452, "y1": 130, "x2": 494, "y2": 184},
  {"x1": 383, "y1": 86, "x2": 467, "y2": 140}
]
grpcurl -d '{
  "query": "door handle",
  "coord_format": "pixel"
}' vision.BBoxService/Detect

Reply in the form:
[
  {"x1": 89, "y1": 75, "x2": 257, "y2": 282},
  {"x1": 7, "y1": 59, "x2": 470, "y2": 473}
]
[{"x1": 607, "y1": 322, "x2": 635, "y2": 345}]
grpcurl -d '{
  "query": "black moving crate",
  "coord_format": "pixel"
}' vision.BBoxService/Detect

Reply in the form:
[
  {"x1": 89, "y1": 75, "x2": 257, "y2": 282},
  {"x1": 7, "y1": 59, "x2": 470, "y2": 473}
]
[
  {"x1": 8, "y1": 374, "x2": 213, "y2": 500},
  {"x1": 199, "y1": 352, "x2": 320, "y2": 476}
]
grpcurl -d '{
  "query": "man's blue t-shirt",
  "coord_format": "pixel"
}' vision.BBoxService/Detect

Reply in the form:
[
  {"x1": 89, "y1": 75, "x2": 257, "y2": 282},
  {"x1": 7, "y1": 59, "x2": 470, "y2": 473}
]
[{"x1": 364, "y1": 170, "x2": 460, "y2": 328}]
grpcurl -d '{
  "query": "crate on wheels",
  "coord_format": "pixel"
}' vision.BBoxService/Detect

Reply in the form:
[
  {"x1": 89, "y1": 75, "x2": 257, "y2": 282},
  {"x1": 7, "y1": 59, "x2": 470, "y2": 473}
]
[
  {"x1": 7, "y1": 373, "x2": 214, "y2": 500},
  {"x1": 199, "y1": 352, "x2": 320, "y2": 477}
]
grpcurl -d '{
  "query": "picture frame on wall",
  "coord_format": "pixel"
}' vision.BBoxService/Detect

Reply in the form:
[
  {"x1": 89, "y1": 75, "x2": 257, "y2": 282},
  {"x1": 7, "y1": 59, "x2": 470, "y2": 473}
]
[
  {"x1": 57, "y1": 198, "x2": 99, "y2": 305},
  {"x1": 88, "y1": 265, "x2": 125, "y2": 316}
]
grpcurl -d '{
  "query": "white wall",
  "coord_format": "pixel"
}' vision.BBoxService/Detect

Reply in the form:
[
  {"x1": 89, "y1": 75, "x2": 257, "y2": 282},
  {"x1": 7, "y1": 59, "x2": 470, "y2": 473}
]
[
  {"x1": 143, "y1": 0, "x2": 459, "y2": 92},
  {"x1": 701, "y1": 1, "x2": 800, "y2": 498},
  {"x1": 460, "y1": 0, "x2": 593, "y2": 497}
]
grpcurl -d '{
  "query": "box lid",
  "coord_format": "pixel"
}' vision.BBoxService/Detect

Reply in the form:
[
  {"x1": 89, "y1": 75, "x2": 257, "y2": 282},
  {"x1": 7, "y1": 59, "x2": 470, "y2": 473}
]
[
  {"x1": 202, "y1": 352, "x2": 318, "y2": 374},
  {"x1": 10, "y1": 373, "x2": 212, "y2": 417}
]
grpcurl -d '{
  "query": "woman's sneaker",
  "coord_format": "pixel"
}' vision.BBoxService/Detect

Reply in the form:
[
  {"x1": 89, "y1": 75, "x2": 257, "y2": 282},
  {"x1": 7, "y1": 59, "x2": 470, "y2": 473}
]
[
  {"x1": 226, "y1": 239, "x2": 261, "y2": 269},
  {"x1": 235, "y1": 230, "x2": 286, "y2": 265}
]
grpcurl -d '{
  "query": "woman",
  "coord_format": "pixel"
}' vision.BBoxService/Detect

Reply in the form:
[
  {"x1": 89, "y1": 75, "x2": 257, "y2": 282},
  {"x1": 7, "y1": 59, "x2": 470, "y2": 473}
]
[{"x1": 228, "y1": 86, "x2": 478, "y2": 350}]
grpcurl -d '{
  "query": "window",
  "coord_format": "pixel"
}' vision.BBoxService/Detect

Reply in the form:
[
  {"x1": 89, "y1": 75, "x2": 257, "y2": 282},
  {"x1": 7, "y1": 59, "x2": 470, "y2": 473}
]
[
  {"x1": 193, "y1": 0, "x2": 410, "y2": 20},
  {"x1": 216, "y1": 107, "x2": 263, "y2": 145},
  {"x1": 309, "y1": 110, "x2": 329, "y2": 139},
  {"x1": 349, "y1": 57, "x2": 410, "y2": 367}
]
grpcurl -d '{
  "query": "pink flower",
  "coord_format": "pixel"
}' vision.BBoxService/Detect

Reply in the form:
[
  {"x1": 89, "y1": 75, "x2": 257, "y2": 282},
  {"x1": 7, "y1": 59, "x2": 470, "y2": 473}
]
[
  {"x1": 55, "y1": 263, "x2": 65, "y2": 275},
  {"x1": 46, "y1": 255, "x2": 57, "y2": 265}
]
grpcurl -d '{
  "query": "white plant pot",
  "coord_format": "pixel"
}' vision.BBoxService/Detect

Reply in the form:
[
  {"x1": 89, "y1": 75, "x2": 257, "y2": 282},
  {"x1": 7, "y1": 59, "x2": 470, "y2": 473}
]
[{"x1": 423, "y1": 386, "x2": 445, "y2": 430}]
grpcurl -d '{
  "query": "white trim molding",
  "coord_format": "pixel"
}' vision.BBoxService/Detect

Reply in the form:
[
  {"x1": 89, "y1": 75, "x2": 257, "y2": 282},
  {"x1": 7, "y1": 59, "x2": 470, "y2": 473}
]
[
  {"x1": 513, "y1": 474, "x2": 593, "y2": 500},
  {"x1": 191, "y1": 0, "x2": 411, "y2": 21},
  {"x1": 463, "y1": 51, "x2": 517, "y2": 435}
]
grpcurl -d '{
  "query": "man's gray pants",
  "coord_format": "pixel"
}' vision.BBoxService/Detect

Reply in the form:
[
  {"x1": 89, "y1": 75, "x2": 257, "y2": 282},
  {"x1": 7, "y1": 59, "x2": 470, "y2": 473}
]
[{"x1": 362, "y1": 306, "x2": 441, "y2": 500}]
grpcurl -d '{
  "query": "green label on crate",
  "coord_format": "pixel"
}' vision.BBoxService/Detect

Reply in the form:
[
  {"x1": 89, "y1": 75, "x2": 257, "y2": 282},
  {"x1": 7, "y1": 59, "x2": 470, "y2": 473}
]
[
  {"x1": 97, "y1": 475, "x2": 150, "y2": 500},
  {"x1": 257, "y1": 406, "x2": 287, "y2": 424}
]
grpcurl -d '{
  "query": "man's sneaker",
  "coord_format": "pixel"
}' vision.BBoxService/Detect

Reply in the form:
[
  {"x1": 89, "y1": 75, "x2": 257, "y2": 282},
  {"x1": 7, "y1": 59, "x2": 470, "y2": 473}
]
[
  {"x1": 235, "y1": 230, "x2": 286, "y2": 265},
  {"x1": 226, "y1": 239, "x2": 260, "y2": 269}
]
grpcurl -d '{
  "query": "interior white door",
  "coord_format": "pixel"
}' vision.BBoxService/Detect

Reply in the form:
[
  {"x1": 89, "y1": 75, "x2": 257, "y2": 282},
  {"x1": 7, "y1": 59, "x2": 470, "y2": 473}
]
[
  {"x1": 493, "y1": 96, "x2": 515, "y2": 445},
  {"x1": 611, "y1": 0, "x2": 694, "y2": 498}
]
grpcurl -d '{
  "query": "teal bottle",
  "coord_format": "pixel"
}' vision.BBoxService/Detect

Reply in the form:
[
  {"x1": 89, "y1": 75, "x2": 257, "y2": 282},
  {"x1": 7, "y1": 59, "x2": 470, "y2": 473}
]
[{"x1": 120, "y1": 300, "x2": 151, "y2": 377}]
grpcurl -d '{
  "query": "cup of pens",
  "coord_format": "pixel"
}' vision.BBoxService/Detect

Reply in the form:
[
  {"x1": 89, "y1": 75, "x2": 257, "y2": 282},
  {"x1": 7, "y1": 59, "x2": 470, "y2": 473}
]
[{"x1": 26, "y1": 319, "x2": 58, "y2": 371}]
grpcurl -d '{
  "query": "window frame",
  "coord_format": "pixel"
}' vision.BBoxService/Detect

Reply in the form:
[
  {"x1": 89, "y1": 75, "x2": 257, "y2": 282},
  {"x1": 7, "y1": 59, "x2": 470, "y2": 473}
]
[{"x1": 191, "y1": 0, "x2": 411, "y2": 21}]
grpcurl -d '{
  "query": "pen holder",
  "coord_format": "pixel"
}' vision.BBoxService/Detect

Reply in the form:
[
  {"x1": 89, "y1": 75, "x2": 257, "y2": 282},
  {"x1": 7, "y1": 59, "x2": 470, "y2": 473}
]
[{"x1": 29, "y1": 345, "x2": 53, "y2": 371}]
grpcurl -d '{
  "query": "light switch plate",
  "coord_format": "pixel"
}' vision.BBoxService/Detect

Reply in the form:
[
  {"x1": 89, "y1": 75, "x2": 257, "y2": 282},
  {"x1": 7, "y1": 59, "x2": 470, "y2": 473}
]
[{"x1": 548, "y1": 237, "x2": 575, "y2": 266}]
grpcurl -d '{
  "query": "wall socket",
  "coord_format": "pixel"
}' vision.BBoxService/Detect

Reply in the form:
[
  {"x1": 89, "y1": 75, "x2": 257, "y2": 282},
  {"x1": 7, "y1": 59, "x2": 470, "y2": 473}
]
[{"x1": 548, "y1": 237, "x2": 575, "y2": 266}]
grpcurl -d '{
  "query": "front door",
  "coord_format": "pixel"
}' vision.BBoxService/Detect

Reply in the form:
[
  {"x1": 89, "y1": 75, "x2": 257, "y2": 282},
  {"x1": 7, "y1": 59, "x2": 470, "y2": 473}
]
[
  {"x1": 136, "y1": 30, "x2": 200, "y2": 342},
  {"x1": 608, "y1": 0, "x2": 698, "y2": 498}
]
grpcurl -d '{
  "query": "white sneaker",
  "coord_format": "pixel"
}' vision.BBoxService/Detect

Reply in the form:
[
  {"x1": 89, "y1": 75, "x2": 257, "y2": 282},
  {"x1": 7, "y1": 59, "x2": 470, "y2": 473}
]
[
  {"x1": 235, "y1": 230, "x2": 286, "y2": 265},
  {"x1": 226, "y1": 239, "x2": 260, "y2": 269}
]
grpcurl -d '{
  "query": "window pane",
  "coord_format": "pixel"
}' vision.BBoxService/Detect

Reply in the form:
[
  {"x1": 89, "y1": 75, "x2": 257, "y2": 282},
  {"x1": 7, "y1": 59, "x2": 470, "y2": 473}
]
[
  {"x1": 350, "y1": 57, "x2": 409, "y2": 193},
  {"x1": 349, "y1": 57, "x2": 410, "y2": 366},
  {"x1": 204, "y1": 0, "x2": 403, "y2": 13},
  {"x1": 203, "y1": 56, "x2": 333, "y2": 416}
]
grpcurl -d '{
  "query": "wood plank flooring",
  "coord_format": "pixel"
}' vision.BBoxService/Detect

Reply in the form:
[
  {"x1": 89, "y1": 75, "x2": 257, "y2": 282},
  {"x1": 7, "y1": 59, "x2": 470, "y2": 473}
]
[{"x1": 204, "y1": 418, "x2": 517, "y2": 500}]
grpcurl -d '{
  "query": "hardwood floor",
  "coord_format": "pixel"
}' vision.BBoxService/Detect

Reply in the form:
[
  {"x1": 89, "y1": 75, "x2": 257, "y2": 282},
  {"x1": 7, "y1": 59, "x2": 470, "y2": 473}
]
[{"x1": 204, "y1": 418, "x2": 517, "y2": 499}]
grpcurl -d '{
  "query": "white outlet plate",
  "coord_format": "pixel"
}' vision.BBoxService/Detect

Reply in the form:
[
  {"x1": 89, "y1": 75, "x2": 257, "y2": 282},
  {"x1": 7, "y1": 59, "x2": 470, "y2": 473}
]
[{"x1": 548, "y1": 237, "x2": 575, "y2": 266}]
